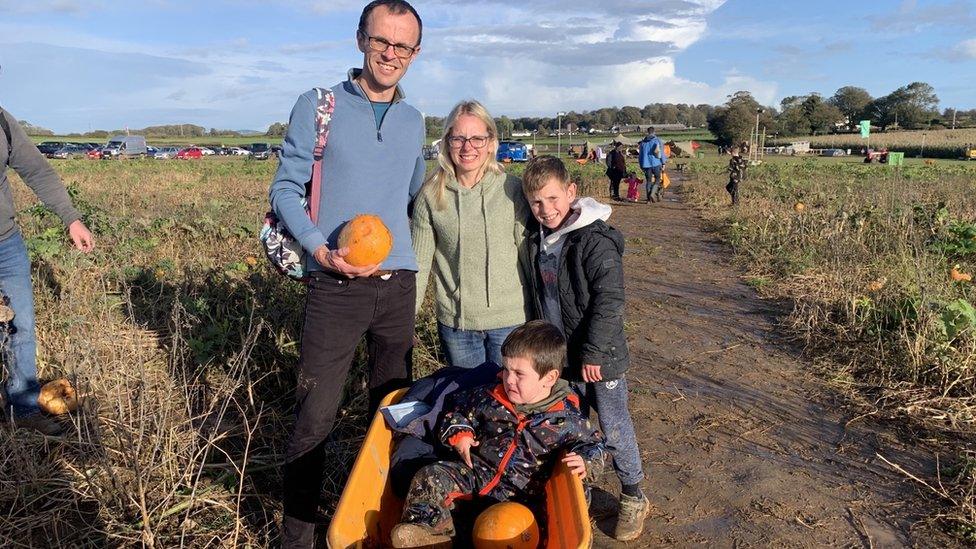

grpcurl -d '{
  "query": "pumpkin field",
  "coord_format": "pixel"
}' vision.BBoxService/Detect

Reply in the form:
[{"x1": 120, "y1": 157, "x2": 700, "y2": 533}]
[{"x1": 2, "y1": 154, "x2": 975, "y2": 545}]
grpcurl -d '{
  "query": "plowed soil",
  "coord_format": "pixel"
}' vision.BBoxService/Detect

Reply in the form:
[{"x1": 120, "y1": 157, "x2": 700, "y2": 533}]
[{"x1": 588, "y1": 176, "x2": 950, "y2": 547}]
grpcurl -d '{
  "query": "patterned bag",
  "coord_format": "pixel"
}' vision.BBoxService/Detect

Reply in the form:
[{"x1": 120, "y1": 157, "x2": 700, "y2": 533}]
[{"x1": 260, "y1": 88, "x2": 335, "y2": 282}]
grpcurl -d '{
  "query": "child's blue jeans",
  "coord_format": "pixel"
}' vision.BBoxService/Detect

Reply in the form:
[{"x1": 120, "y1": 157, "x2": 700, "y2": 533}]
[
  {"x1": 0, "y1": 232, "x2": 41, "y2": 417},
  {"x1": 571, "y1": 376, "x2": 644, "y2": 487}
]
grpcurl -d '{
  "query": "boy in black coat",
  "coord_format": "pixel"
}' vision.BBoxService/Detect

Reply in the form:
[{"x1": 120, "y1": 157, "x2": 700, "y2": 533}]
[{"x1": 521, "y1": 156, "x2": 649, "y2": 541}]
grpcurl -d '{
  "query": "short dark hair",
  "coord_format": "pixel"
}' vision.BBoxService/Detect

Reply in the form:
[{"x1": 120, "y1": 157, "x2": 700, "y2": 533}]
[
  {"x1": 358, "y1": 0, "x2": 423, "y2": 46},
  {"x1": 647, "y1": 126, "x2": 655, "y2": 134},
  {"x1": 521, "y1": 155, "x2": 570, "y2": 194},
  {"x1": 501, "y1": 320, "x2": 566, "y2": 377}
]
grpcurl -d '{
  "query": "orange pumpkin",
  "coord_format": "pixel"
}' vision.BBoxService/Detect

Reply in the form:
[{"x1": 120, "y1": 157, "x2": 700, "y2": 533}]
[
  {"x1": 950, "y1": 265, "x2": 973, "y2": 282},
  {"x1": 337, "y1": 214, "x2": 393, "y2": 267},
  {"x1": 38, "y1": 378, "x2": 80, "y2": 415},
  {"x1": 472, "y1": 502, "x2": 540, "y2": 549}
]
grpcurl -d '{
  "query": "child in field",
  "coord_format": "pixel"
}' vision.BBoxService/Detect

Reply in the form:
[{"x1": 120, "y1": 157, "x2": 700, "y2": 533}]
[
  {"x1": 726, "y1": 146, "x2": 747, "y2": 205},
  {"x1": 624, "y1": 171, "x2": 642, "y2": 202},
  {"x1": 521, "y1": 156, "x2": 650, "y2": 541},
  {"x1": 390, "y1": 320, "x2": 606, "y2": 548}
]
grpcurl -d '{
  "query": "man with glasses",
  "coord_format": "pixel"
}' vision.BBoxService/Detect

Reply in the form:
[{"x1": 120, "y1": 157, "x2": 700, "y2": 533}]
[{"x1": 268, "y1": 1, "x2": 425, "y2": 545}]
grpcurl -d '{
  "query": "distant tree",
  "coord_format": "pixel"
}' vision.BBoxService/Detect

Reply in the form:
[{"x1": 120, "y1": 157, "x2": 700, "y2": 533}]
[
  {"x1": 869, "y1": 82, "x2": 939, "y2": 131},
  {"x1": 424, "y1": 116, "x2": 443, "y2": 138},
  {"x1": 266, "y1": 122, "x2": 288, "y2": 137},
  {"x1": 829, "y1": 86, "x2": 873, "y2": 130},
  {"x1": 495, "y1": 116, "x2": 513, "y2": 139},
  {"x1": 615, "y1": 106, "x2": 642, "y2": 125},
  {"x1": 707, "y1": 92, "x2": 774, "y2": 145},
  {"x1": 18, "y1": 121, "x2": 54, "y2": 136}
]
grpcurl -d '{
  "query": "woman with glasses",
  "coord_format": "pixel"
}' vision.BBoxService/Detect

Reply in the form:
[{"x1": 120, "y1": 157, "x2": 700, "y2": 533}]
[{"x1": 411, "y1": 100, "x2": 531, "y2": 368}]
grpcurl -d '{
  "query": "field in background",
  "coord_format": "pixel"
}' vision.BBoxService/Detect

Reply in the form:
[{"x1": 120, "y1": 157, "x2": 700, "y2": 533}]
[
  {"x1": 684, "y1": 160, "x2": 976, "y2": 539},
  {"x1": 771, "y1": 128, "x2": 976, "y2": 159}
]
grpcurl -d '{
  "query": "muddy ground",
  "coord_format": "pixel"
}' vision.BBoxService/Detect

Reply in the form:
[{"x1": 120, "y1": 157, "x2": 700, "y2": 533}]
[{"x1": 588, "y1": 176, "x2": 951, "y2": 547}]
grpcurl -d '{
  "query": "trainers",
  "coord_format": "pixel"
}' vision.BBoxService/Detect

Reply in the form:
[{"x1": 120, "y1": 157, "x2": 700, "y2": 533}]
[
  {"x1": 390, "y1": 523, "x2": 452, "y2": 548},
  {"x1": 614, "y1": 493, "x2": 650, "y2": 541},
  {"x1": 14, "y1": 414, "x2": 66, "y2": 437}
]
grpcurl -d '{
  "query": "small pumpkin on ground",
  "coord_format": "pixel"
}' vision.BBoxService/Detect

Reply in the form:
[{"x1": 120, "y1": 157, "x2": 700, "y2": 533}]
[{"x1": 38, "y1": 378, "x2": 80, "y2": 415}]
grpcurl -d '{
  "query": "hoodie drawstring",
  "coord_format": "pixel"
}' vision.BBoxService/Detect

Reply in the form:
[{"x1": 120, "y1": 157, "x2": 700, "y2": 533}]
[{"x1": 483, "y1": 187, "x2": 491, "y2": 309}]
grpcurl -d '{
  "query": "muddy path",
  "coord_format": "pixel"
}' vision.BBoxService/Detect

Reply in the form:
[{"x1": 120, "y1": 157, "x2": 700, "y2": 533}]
[{"x1": 589, "y1": 176, "x2": 949, "y2": 547}]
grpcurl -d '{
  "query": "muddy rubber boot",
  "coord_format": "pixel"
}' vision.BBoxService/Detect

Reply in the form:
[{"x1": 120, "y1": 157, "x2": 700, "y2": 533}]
[
  {"x1": 650, "y1": 183, "x2": 662, "y2": 202},
  {"x1": 614, "y1": 493, "x2": 650, "y2": 541},
  {"x1": 390, "y1": 523, "x2": 452, "y2": 548}
]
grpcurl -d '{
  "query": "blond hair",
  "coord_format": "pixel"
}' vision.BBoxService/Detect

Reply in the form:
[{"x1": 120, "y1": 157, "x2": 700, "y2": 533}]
[{"x1": 424, "y1": 100, "x2": 503, "y2": 209}]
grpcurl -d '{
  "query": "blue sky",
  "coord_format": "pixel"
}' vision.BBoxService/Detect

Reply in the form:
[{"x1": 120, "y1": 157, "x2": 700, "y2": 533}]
[{"x1": 0, "y1": 0, "x2": 973, "y2": 133}]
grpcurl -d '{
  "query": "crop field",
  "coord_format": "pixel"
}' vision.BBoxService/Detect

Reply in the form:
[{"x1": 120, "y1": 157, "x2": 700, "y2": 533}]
[
  {"x1": 4, "y1": 153, "x2": 976, "y2": 544},
  {"x1": 0, "y1": 156, "x2": 614, "y2": 547},
  {"x1": 771, "y1": 128, "x2": 976, "y2": 159},
  {"x1": 684, "y1": 160, "x2": 976, "y2": 538}
]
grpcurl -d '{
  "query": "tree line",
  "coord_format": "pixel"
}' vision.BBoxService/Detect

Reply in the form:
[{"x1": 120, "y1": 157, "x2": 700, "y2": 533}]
[{"x1": 20, "y1": 81, "x2": 971, "y2": 143}]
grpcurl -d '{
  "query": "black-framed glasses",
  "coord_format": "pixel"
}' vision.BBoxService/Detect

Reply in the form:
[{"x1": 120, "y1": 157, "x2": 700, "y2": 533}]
[
  {"x1": 447, "y1": 135, "x2": 491, "y2": 149},
  {"x1": 359, "y1": 32, "x2": 418, "y2": 58}
]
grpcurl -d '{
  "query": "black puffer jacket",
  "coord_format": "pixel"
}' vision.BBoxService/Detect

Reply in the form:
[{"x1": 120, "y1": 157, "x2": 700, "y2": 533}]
[{"x1": 528, "y1": 218, "x2": 630, "y2": 381}]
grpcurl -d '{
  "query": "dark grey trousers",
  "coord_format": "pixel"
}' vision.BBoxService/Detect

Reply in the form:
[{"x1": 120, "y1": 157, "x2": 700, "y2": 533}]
[
  {"x1": 282, "y1": 270, "x2": 416, "y2": 535},
  {"x1": 571, "y1": 376, "x2": 645, "y2": 487}
]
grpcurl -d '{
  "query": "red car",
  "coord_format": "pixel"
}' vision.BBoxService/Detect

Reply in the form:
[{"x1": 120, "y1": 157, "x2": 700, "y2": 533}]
[
  {"x1": 87, "y1": 149, "x2": 103, "y2": 159},
  {"x1": 176, "y1": 147, "x2": 203, "y2": 159}
]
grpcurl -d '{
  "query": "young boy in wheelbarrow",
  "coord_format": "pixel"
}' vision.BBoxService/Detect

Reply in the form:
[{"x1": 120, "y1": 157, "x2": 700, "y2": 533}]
[{"x1": 390, "y1": 320, "x2": 606, "y2": 548}]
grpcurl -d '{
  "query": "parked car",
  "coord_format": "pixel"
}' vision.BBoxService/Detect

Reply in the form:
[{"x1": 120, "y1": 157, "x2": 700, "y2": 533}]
[
  {"x1": 49, "y1": 143, "x2": 89, "y2": 159},
  {"x1": 87, "y1": 148, "x2": 103, "y2": 159},
  {"x1": 176, "y1": 147, "x2": 203, "y2": 159},
  {"x1": 36, "y1": 141, "x2": 68, "y2": 155},
  {"x1": 422, "y1": 144, "x2": 439, "y2": 160},
  {"x1": 154, "y1": 147, "x2": 180, "y2": 159},
  {"x1": 249, "y1": 143, "x2": 272, "y2": 160},
  {"x1": 228, "y1": 146, "x2": 251, "y2": 156},
  {"x1": 102, "y1": 135, "x2": 148, "y2": 158},
  {"x1": 496, "y1": 141, "x2": 528, "y2": 162},
  {"x1": 146, "y1": 146, "x2": 158, "y2": 157}
]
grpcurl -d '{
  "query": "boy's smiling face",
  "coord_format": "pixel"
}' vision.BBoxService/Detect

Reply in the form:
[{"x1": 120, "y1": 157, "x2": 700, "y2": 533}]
[
  {"x1": 502, "y1": 355, "x2": 559, "y2": 405},
  {"x1": 526, "y1": 177, "x2": 577, "y2": 231}
]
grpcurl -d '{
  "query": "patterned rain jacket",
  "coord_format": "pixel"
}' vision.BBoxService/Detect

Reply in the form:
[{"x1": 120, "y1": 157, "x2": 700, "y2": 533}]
[{"x1": 438, "y1": 380, "x2": 606, "y2": 502}]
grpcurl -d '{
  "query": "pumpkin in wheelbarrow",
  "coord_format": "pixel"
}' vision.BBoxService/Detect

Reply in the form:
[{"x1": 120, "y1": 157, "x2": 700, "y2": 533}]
[
  {"x1": 472, "y1": 502, "x2": 540, "y2": 549},
  {"x1": 326, "y1": 390, "x2": 592, "y2": 548}
]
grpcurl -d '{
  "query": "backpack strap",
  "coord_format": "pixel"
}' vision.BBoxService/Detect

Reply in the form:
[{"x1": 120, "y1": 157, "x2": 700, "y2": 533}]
[
  {"x1": 308, "y1": 88, "x2": 336, "y2": 225},
  {"x1": 0, "y1": 108, "x2": 12, "y2": 155}
]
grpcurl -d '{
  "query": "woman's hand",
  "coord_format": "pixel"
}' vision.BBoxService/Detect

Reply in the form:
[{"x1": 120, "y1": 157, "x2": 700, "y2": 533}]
[{"x1": 562, "y1": 452, "x2": 587, "y2": 479}]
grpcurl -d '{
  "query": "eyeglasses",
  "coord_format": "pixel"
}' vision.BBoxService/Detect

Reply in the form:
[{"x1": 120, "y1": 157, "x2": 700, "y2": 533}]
[
  {"x1": 359, "y1": 32, "x2": 418, "y2": 58},
  {"x1": 447, "y1": 135, "x2": 491, "y2": 149}
]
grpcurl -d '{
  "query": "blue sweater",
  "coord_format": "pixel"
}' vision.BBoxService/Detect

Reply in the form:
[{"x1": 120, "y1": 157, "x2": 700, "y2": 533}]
[{"x1": 269, "y1": 69, "x2": 426, "y2": 271}]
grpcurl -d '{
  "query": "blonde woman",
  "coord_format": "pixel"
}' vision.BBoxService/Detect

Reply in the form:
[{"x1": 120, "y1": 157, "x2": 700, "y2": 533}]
[{"x1": 412, "y1": 100, "x2": 531, "y2": 368}]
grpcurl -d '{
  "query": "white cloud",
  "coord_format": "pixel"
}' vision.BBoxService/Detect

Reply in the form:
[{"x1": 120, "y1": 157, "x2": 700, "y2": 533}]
[{"x1": 954, "y1": 38, "x2": 976, "y2": 59}]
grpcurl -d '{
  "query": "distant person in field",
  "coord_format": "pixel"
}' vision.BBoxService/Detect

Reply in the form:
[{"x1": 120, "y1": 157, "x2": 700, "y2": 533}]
[
  {"x1": 726, "y1": 146, "x2": 747, "y2": 205},
  {"x1": 638, "y1": 127, "x2": 667, "y2": 203},
  {"x1": 411, "y1": 100, "x2": 531, "y2": 368},
  {"x1": 605, "y1": 141, "x2": 626, "y2": 200},
  {"x1": 521, "y1": 156, "x2": 650, "y2": 541},
  {"x1": 0, "y1": 105, "x2": 94, "y2": 436},
  {"x1": 267, "y1": 1, "x2": 426, "y2": 545}
]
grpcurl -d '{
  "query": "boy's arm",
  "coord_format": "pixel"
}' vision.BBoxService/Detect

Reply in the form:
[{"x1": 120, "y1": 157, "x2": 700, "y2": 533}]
[
  {"x1": 579, "y1": 232, "x2": 627, "y2": 368},
  {"x1": 437, "y1": 390, "x2": 479, "y2": 446},
  {"x1": 564, "y1": 417, "x2": 607, "y2": 479}
]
